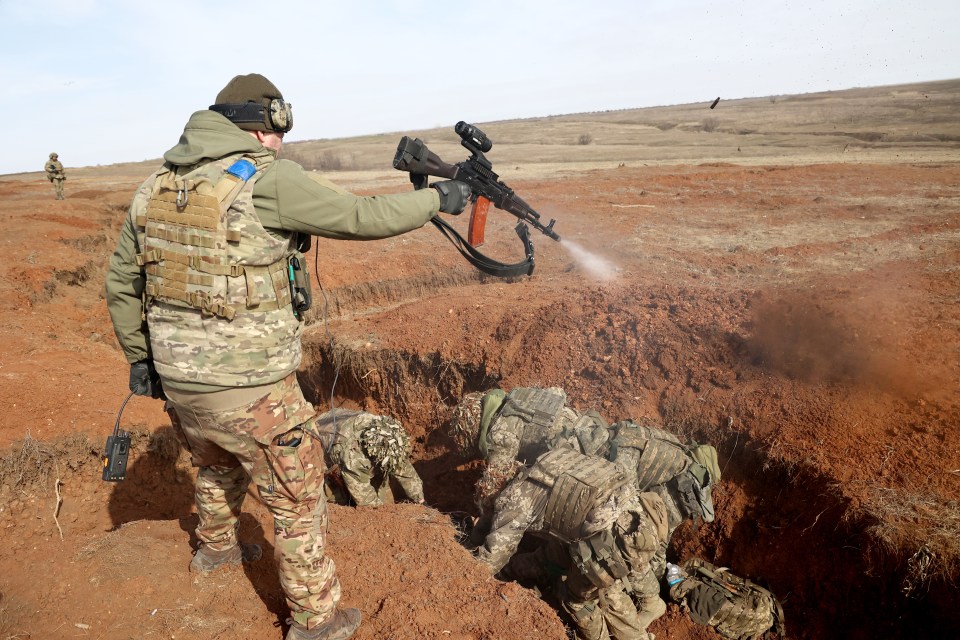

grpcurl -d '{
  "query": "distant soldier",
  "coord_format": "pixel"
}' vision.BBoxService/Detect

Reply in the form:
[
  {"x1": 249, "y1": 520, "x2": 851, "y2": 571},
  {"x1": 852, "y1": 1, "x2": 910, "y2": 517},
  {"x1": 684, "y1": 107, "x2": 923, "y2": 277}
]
[
  {"x1": 44, "y1": 152, "x2": 66, "y2": 200},
  {"x1": 306, "y1": 408, "x2": 424, "y2": 507},
  {"x1": 477, "y1": 447, "x2": 670, "y2": 640},
  {"x1": 449, "y1": 387, "x2": 721, "y2": 565}
]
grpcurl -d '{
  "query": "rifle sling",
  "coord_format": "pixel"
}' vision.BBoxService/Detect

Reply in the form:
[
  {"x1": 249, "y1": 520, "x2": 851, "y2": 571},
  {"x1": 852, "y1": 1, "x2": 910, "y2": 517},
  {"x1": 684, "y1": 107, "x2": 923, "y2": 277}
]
[{"x1": 430, "y1": 217, "x2": 535, "y2": 278}]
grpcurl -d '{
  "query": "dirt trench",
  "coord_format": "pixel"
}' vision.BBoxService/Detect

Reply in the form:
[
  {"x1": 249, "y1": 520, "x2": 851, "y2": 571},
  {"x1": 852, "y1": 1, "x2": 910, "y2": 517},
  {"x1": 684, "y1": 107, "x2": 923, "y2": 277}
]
[
  {"x1": 288, "y1": 246, "x2": 960, "y2": 638},
  {"x1": 2, "y1": 159, "x2": 959, "y2": 640},
  {"x1": 298, "y1": 327, "x2": 960, "y2": 640}
]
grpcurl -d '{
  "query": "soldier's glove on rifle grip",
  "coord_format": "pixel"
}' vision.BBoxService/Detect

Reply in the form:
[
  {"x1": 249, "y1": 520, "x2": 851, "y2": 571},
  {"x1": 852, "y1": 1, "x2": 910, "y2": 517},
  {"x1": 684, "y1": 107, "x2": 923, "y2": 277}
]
[
  {"x1": 129, "y1": 360, "x2": 165, "y2": 400},
  {"x1": 432, "y1": 180, "x2": 472, "y2": 215}
]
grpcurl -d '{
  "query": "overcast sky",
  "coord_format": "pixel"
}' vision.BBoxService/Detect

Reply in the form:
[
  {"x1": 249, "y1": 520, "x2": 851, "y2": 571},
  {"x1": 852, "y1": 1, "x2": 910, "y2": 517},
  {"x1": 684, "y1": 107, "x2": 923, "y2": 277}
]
[{"x1": 2, "y1": 0, "x2": 957, "y2": 175}]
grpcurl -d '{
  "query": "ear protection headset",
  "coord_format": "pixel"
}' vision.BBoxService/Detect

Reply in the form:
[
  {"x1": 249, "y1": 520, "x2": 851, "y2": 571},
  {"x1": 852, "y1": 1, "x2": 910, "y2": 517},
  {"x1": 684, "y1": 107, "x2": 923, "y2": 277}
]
[{"x1": 209, "y1": 98, "x2": 293, "y2": 133}]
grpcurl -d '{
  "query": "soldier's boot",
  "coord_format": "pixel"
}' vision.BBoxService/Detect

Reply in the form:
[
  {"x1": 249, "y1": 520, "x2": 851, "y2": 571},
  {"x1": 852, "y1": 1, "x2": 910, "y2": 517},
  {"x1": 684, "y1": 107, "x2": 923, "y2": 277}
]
[
  {"x1": 285, "y1": 608, "x2": 361, "y2": 640},
  {"x1": 189, "y1": 542, "x2": 262, "y2": 573}
]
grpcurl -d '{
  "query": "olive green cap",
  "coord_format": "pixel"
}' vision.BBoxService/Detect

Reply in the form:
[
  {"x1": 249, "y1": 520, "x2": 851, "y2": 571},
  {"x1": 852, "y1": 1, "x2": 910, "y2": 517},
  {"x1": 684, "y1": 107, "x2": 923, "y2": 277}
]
[{"x1": 211, "y1": 74, "x2": 284, "y2": 132}]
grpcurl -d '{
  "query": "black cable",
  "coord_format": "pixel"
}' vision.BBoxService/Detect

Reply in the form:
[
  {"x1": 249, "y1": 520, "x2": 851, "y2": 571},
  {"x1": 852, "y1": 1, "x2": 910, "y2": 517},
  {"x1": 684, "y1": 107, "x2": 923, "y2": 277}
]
[
  {"x1": 113, "y1": 391, "x2": 135, "y2": 437},
  {"x1": 314, "y1": 247, "x2": 342, "y2": 441}
]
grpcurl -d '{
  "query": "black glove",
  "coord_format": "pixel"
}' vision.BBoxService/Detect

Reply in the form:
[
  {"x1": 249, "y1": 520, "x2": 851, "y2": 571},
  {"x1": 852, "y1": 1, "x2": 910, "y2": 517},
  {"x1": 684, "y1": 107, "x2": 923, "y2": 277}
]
[
  {"x1": 129, "y1": 360, "x2": 165, "y2": 399},
  {"x1": 432, "y1": 180, "x2": 472, "y2": 215}
]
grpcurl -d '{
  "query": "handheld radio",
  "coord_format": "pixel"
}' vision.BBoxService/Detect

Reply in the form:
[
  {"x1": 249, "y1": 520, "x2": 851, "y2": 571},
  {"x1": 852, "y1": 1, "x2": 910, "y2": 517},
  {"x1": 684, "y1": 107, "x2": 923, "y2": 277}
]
[{"x1": 101, "y1": 391, "x2": 134, "y2": 482}]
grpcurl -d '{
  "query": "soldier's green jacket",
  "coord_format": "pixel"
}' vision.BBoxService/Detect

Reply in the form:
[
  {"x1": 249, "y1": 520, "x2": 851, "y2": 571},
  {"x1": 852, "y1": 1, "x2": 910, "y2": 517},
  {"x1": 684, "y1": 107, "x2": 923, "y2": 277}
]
[{"x1": 106, "y1": 110, "x2": 440, "y2": 391}]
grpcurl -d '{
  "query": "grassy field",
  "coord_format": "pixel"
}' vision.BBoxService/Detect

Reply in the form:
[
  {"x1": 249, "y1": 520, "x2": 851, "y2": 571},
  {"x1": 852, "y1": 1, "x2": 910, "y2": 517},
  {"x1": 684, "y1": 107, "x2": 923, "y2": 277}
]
[{"x1": 13, "y1": 77, "x2": 957, "y2": 189}]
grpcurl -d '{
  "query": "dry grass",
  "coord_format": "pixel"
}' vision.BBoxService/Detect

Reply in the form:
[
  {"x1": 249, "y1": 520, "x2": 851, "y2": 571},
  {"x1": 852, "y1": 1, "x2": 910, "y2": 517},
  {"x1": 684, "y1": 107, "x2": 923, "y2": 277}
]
[
  {"x1": 0, "y1": 593, "x2": 30, "y2": 640},
  {"x1": 30, "y1": 78, "x2": 960, "y2": 191},
  {"x1": 75, "y1": 522, "x2": 134, "y2": 561},
  {"x1": 862, "y1": 485, "x2": 960, "y2": 594},
  {"x1": 0, "y1": 432, "x2": 98, "y2": 490}
]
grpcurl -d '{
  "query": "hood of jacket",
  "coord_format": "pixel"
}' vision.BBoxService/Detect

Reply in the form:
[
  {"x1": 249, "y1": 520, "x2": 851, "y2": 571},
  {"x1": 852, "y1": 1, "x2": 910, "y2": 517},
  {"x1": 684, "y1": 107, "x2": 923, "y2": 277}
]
[{"x1": 163, "y1": 110, "x2": 269, "y2": 167}]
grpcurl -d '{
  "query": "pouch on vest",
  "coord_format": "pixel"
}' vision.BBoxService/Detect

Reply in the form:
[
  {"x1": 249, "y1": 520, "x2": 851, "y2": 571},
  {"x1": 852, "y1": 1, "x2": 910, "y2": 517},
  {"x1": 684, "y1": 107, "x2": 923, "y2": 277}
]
[
  {"x1": 135, "y1": 156, "x2": 293, "y2": 320},
  {"x1": 531, "y1": 448, "x2": 630, "y2": 542},
  {"x1": 608, "y1": 419, "x2": 690, "y2": 489},
  {"x1": 498, "y1": 387, "x2": 567, "y2": 463},
  {"x1": 687, "y1": 443, "x2": 719, "y2": 522},
  {"x1": 569, "y1": 529, "x2": 630, "y2": 588},
  {"x1": 672, "y1": 471, "x2": 704, "y2": 521},
  {"x1": 568, "y1": 410, "x2": 609, "y2": 456},
  {"x1": 289, "y1": 251, "x2": 312, "y2": 318}
]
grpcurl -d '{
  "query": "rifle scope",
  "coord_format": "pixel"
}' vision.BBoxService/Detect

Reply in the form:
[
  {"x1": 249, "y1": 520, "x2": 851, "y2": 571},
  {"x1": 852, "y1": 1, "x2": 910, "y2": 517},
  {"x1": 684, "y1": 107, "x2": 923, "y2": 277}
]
[{"x1": 455, "y1": 121, "x2": 493, "y2": 153}]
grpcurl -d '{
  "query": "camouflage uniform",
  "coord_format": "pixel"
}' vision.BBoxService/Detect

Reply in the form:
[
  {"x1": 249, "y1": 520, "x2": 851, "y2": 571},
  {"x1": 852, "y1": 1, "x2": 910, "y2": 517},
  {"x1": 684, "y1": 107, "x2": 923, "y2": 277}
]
[
  {"x1": 307, "y1": 408, "x2": 424, "y2": 507},
  {"x1": 477, "y1": 449, "x2": 669, "y2": 640},
  {"x1": 44, "y1": 153, "x2": 65, "y2": 200},
  {"x1": 165, "y1": 375, "x2": 339, "y2": 624},
  {"x1": 105, "y1": 78, "x2": 441, "y2": 633},
  {"x1": 458, "y1": 387, "x2": 610, "y2": 538},
  {"x1": 606, "y1": 418, "x2": 721, "y2": 578},
  {"x1": 480, "y1": 387, "x2": 610, "y2": 470},
  {"x1": 668, "y1": 558, "x2": 786, "y2": 639}
]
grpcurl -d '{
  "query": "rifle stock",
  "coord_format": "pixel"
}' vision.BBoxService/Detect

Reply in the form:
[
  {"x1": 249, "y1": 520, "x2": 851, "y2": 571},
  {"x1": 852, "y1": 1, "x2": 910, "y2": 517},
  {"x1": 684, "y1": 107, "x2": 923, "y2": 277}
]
[{"x1": 393, "y1": 137, "x2": 458, "y2": 180}]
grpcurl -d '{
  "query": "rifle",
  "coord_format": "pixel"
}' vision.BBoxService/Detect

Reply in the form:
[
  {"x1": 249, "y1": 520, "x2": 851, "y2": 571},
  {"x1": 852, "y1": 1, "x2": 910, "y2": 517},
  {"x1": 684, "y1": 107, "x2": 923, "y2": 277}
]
[{"x1": 393, "y1": 121, "x2": 560, "y2": 278}]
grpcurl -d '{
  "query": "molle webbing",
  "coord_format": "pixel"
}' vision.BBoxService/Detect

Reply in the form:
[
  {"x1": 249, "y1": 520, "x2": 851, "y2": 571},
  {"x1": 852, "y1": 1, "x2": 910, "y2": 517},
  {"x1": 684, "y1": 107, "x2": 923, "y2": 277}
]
[
  {"x1": 498, "y1": 387, "x2": 566, "y2": 458},
  {"x1": 530, "y1": 447, "x2": 628, "y2": 542},
  {"x1": 635, "y1": 440, "x2": 689, "y2": 489},
  {"x1": 140, "y1": 253, "x2": 290, "y2": 318},
  {"x1": 680, "y1": 559, "x2": 785, "y2": 639},
  {"x1": 568, "y1": 411, "x2": 609, "y2": 456},
  {"x1": 136, "y1": 159, "x2": 291, "y2": 319},
  {"x1": 498, "y1": 387, "x2": 566, "y2": 428},
  {"x1": 612, "y1": 420, "x2": 690, "y2": 489}
]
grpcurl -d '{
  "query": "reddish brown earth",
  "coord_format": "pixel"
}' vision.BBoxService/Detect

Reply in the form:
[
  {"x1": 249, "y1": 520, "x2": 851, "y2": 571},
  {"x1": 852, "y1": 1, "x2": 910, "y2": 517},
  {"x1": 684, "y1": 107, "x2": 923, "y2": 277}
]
[{"x1": 0, "y1": 160, "x2": 958, "y2": 640}]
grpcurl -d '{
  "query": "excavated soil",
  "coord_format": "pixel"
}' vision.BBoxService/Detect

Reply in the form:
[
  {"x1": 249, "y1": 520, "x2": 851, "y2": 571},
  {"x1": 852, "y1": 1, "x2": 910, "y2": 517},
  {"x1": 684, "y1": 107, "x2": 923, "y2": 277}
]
[{"x1": 0, "y1": 159, "x2": 958, "y2": 640}]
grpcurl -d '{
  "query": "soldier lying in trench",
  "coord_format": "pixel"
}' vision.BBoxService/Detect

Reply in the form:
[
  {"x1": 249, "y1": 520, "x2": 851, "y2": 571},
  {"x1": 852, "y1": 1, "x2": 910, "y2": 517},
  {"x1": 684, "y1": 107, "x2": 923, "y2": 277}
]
[
  {"x1": 304, "y1": 408, "x2": 425, "y2": 507},
  {"x1": 448, "y1": 386, "x2": 721, "y2": 573}
]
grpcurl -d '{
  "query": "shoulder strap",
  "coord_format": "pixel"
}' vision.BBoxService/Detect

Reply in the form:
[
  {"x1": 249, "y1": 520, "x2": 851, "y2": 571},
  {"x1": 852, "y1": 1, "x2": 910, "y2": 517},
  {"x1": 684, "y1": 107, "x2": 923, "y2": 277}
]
[{"x1": 431, "y1": 217, "x2": 535, "y2": 278}]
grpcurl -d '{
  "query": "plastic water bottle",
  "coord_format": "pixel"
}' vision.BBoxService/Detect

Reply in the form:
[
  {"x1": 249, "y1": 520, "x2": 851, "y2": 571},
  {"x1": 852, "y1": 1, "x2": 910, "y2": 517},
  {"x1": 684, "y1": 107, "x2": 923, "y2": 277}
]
[{"x1": 666, "y1": 563, "x2": 684, "y2": 586}]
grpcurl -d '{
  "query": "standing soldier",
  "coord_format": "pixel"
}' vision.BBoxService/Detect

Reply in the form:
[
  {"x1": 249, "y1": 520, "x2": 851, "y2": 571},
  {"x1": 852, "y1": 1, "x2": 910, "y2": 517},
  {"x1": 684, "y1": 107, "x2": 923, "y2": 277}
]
[
  {"x1": 44, "y1": 152, "x2": 66, "y2": 200},
  {"x1": 105, "y1": 73, "x2": 470, "y2": 640}
]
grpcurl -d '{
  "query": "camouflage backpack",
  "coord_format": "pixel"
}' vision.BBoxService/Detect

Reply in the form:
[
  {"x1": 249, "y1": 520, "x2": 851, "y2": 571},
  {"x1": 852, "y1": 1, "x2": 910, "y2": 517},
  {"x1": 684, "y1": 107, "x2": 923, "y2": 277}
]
[{"x1": 669, "y1": 558, "x2": 785, "y2": 640}]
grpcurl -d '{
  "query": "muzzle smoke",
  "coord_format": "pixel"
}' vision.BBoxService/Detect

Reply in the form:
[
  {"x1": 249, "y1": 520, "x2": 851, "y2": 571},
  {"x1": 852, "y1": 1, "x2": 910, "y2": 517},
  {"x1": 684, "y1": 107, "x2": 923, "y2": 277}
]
[{"x1": 560, "y1": 239, "x2": 618, "y2": 281}]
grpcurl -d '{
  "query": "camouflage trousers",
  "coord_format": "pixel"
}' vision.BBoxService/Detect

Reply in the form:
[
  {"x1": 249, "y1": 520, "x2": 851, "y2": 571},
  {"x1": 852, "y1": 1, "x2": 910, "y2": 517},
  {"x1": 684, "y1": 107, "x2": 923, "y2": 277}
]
[
  {"x1": 506, "y1": 543, "x2": 665, "y2": 640},
  {"x1": 165, "y1": 373, "x2": 341, "y2": 630},
  {"x1": 52, "y1": 178, "x2": 65, "y2": 200},
  {"x1": 564, "y1": 568, "x2": 665, "y2": 640}
]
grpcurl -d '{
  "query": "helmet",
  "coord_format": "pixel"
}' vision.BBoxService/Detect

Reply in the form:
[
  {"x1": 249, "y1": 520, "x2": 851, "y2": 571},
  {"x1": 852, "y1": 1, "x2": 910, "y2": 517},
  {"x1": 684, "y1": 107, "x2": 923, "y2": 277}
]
[
  {"x1": 448, "y1": 392, "x2": 485, "y2": 458},
  {"x1": 49, "y1": 152, "x2": 58, "y2": 159}
]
